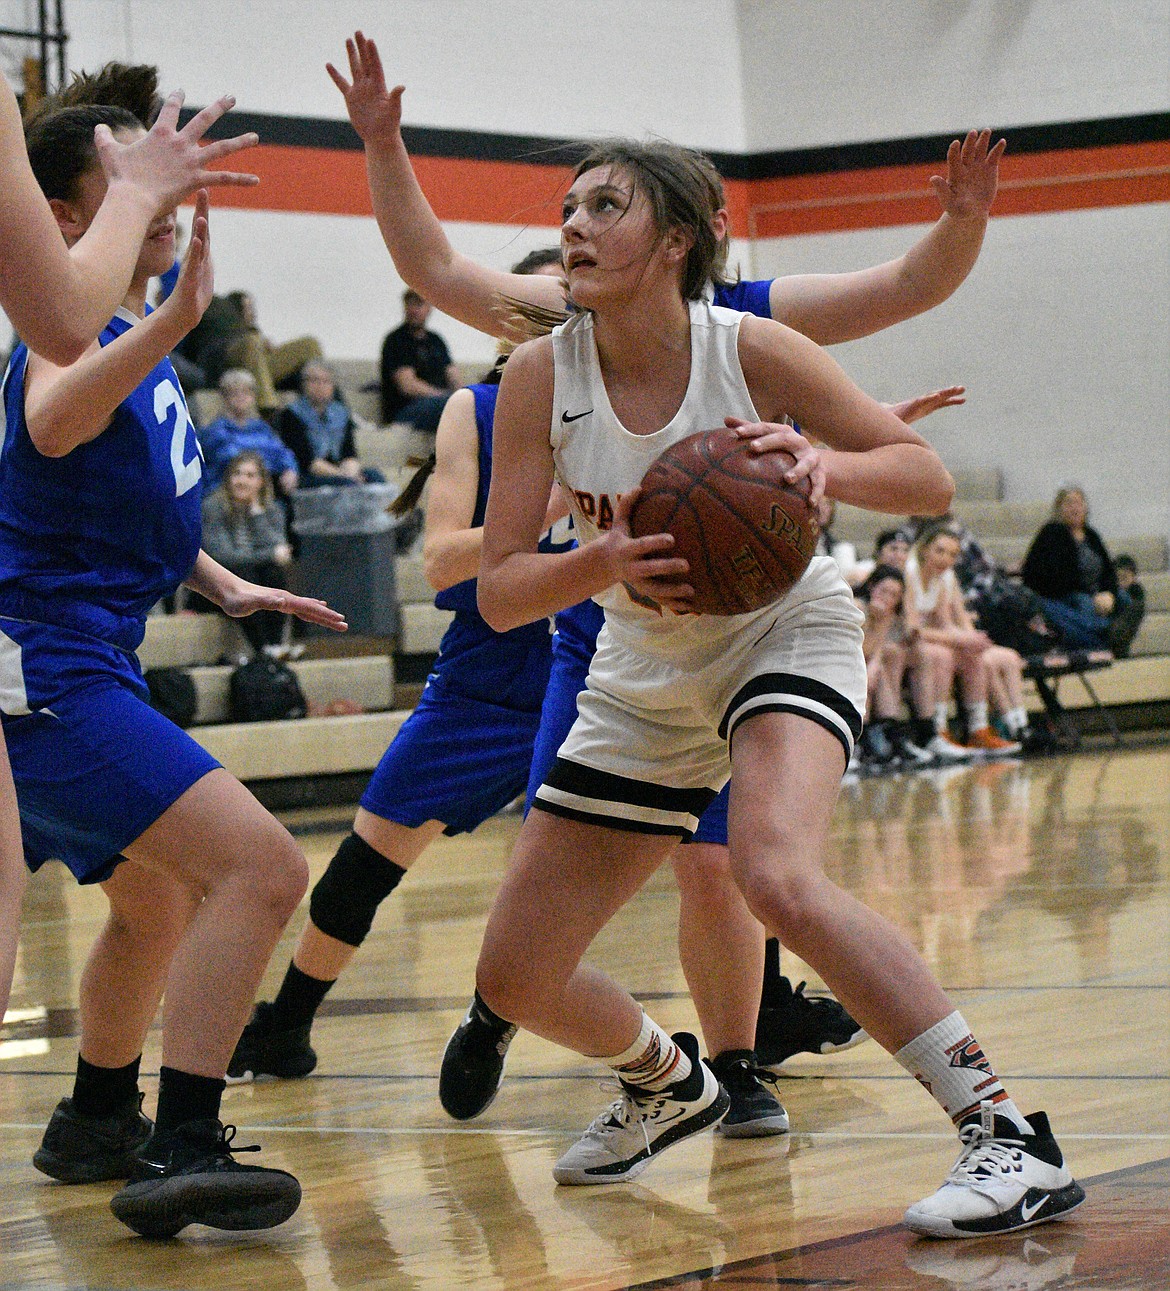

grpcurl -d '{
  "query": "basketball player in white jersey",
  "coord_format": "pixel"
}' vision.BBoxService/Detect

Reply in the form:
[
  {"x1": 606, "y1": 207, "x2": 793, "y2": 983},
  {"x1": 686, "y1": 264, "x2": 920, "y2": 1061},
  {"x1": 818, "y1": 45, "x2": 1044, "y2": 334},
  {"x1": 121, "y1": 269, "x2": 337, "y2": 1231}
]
[{"x1": 467, "y1": 138, "x2": 1082, "y2": 1238}]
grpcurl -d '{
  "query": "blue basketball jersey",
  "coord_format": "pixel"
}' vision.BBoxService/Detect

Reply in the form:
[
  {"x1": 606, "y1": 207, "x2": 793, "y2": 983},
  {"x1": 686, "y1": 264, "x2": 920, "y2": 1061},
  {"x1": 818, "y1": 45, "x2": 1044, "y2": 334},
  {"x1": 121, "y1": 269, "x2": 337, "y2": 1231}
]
[
  {"x1": 427, "y1": 382, "x2": 571, "y2": 705},
  {"x1": 0, "y1": 307, "x2": 203, "y2": 652}
]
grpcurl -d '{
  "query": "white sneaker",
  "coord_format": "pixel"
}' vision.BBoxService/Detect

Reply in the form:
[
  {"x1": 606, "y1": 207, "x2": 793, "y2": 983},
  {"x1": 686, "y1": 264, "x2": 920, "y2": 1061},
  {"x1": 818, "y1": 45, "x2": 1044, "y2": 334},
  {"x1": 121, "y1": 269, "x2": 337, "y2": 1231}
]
[
  {"x1": 904, "y1": 1103, "x2": 1085, "y2": 1239},
  {"x1": 552, "y1": 1031, "x2": 729, "y2": 1185},
  {"x1": 926, "y1": 733, "x2": 974, "y2": 764}
]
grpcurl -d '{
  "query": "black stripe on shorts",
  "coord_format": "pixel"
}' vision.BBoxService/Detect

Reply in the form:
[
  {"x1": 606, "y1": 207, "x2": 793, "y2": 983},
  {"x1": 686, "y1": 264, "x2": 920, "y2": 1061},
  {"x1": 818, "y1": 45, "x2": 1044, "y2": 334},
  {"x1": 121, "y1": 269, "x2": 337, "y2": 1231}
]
[
  {"x1": 531, "y1": 757, "x2": 718, "y2": 840},
  {"x1": 719, "y1": 672, "x2": 864, "y2": 762}
]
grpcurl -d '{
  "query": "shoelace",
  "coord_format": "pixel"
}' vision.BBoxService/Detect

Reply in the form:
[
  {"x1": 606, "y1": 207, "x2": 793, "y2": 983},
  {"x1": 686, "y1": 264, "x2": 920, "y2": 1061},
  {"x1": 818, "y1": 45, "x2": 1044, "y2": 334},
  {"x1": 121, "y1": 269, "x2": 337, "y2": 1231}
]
[
  {"x1": 788, "y1": 980, "x2": 835, "y2": 1017},
  {"x1": 715, "y1": 1058, "x2": 780, "y2": 1094},
  {"x1": 205, "y1": 1123, "x2": 262, "y2": 1161},
  {"x1": 584, "y1": 1081, "x2": 658, "y2": 1157},
  {"x1": 946, "y1": 1116, "x2": 1026, "y2": 1184}
]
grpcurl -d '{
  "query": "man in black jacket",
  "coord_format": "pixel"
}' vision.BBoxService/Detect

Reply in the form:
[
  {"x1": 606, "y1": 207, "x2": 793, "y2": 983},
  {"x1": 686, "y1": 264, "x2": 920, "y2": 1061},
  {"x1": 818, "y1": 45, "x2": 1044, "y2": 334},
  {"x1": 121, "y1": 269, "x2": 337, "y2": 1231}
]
[{"x1": 379, "y1": 290, "x2": 459, "y2": 428}]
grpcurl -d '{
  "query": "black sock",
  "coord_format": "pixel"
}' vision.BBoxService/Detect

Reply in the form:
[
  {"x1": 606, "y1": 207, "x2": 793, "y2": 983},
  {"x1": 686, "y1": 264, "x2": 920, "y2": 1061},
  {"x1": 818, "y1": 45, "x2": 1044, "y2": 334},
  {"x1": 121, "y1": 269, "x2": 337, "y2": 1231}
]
[
  {"x1": 761, "y1": 937, "x2": 783, "y2": 1003},
  {"x1": 471, "y1": 988, "x2": 512, "y2": 1034},
  {"x1": 72, "y1": 1054, "x2": 141, "y2": 1118},
  {"x1": 150, "y1": 1066, "x2": 226, "y2": 1146},
  {"x1": 911, "y1": 716, "x2": 934, "y2": 745},
  {"x1": 270, "y1": 961, "x2": 335, "y2": 1031}
]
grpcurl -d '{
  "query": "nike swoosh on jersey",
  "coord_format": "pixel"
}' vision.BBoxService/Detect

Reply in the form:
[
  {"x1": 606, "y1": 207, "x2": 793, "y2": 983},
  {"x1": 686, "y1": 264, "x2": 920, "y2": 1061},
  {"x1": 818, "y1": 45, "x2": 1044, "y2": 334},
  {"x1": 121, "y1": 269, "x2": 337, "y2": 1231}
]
[
  {"x1": 561, "y1": 409, "x2": 593, "y2": 423},
  {"x1": 1020, "y1": 1194, "x2": 1050, "y2": 1223}
]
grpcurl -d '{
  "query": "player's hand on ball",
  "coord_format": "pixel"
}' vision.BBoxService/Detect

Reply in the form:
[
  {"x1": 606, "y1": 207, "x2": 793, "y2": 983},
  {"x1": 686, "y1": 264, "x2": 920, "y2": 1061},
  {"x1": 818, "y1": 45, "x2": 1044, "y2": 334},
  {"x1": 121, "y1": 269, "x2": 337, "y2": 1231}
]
[
  {"x1": 726, "y1": 416, "x2": 826, "y2": 507},
  {"x1": 604, "y1": 489, "x2": 692, "y2": 615}
]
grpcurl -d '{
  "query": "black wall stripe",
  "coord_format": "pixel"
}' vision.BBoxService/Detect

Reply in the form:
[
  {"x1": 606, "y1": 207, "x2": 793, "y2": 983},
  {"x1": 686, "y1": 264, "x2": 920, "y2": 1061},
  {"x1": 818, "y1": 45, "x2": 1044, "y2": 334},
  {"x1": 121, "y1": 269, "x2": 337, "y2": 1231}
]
[{"x1": 183, "y1": 107, "x2": 1170, "y2": 178}]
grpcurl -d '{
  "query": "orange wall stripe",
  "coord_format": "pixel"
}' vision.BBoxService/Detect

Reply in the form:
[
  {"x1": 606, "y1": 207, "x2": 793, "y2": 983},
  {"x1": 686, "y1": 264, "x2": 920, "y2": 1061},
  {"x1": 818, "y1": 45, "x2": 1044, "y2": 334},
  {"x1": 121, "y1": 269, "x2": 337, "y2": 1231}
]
[{"x1": 204, "y1": 140, "x2": 1170, "y2": 238}]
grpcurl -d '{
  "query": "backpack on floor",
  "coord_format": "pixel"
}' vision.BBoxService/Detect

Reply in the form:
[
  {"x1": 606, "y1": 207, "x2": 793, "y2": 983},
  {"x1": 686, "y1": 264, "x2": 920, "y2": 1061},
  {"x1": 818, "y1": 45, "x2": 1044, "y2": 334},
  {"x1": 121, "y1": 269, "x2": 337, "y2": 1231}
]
[
  {"x1": 229, "y1": 656, "x2": 307, "y2": 723},
  {"x1": 144, "y1": 666, "x2": 198, "y2": 729}
]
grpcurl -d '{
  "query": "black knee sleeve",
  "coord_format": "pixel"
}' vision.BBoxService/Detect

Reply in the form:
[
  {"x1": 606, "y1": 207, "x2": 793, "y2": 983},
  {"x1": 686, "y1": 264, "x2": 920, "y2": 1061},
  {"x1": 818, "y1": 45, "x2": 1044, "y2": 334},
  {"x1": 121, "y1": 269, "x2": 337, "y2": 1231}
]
[{"x1": 309, "y1": 832, "x2": 407, "y2": 947}]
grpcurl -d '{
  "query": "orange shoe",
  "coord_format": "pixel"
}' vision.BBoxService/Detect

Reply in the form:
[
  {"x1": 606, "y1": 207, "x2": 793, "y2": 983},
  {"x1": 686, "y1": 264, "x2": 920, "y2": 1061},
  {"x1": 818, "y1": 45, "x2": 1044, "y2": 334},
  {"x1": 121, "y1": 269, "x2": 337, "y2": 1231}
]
[{"x1": 966, "y1": 726, "x2": 1022, "y2": 757}]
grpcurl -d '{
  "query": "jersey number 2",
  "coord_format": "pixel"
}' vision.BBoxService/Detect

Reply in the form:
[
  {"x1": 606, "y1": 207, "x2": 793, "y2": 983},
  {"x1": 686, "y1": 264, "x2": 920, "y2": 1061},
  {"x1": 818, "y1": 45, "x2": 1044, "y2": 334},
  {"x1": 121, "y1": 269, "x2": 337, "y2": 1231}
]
[{"x1": 155, "y1": 378, "x2": 201, "y2": 497}]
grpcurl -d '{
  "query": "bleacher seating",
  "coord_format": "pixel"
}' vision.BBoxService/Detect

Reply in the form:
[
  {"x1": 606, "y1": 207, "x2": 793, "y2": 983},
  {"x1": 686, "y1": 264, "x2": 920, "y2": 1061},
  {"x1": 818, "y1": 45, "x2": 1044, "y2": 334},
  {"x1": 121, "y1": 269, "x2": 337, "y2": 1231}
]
[{"x1": 153, "y1": 366, "x2": 1170, "y2": 784}]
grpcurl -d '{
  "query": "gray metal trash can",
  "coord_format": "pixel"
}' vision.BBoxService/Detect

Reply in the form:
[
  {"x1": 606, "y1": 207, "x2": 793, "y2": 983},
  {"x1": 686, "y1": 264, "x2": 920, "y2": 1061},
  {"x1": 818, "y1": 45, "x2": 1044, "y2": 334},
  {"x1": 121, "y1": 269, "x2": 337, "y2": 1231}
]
[{"x1": 291, "y1": 484, "x2": 408, "y2": 637}]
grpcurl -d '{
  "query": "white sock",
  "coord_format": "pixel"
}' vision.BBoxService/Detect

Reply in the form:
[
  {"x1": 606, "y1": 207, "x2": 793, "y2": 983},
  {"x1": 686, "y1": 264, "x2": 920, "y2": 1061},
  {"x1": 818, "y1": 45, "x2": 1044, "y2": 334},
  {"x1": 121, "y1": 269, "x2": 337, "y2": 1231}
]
[
  {"x1": 894, "y1": 1010, "x2": 1030, "y2": 1132},
  {"x1": 933, "y1": 702, "x2": 950, "y2": 735},
  {"x1": 606, "y1": 1012, "x2": 690, "y2": 1092},
  {"x1": 965, "y1": 700, "x2": 989, "y2": 732},
  {"x1": 1004, "y1": 706, "x2": 1028, "y2": 735}
]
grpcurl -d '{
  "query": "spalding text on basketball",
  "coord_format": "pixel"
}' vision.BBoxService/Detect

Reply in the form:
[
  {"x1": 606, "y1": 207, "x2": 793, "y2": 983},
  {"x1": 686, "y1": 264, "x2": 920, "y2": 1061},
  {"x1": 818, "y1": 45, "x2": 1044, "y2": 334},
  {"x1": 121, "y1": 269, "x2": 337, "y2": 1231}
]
[{"x1": 760, "y1": 501, "x2": 810, "y2": 549}]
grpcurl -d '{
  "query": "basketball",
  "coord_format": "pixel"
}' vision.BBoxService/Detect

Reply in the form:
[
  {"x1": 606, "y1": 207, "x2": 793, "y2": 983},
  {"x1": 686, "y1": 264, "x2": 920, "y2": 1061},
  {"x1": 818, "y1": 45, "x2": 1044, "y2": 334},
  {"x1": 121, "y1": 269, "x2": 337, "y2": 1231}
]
[{"x1": 627, "y1": 425, "x2": 820, "y2": 615}]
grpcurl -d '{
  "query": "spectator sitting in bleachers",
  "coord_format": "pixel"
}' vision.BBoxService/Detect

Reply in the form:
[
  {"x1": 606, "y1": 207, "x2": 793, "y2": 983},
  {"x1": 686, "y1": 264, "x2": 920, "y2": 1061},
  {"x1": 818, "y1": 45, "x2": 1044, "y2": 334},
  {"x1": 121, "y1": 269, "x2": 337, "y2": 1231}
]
[
  {"x1": 848, "y1": 528, "x2": 910, "y2": 588},
  {"x1": 854, "y1": 565, "x2": 913, "y2": 769},
  {"x1": 1022, "y1": 485, "x2": 1128, "y2": 652},
  {"x1": 906, "y1": 522, "x2": 1028, "y2": 755},
  {"x1": 199, "y1": 369, "x2": 298, "y2": 497},
  {"x1": 279, "y1": 360, "x2": 384, "y2": 487},
  {"x1": 379, "y1": 288, "x2": 459, "y2": 429},
  {"x1": 195, "y1": 451, "x2": 293, "y2": 655},
  {"x1": 178, "y1": 288, "x2": 324, "y2": 416},
  {"x1": 1109, "y1": 555, "x2": 1147, "y2": 658}
]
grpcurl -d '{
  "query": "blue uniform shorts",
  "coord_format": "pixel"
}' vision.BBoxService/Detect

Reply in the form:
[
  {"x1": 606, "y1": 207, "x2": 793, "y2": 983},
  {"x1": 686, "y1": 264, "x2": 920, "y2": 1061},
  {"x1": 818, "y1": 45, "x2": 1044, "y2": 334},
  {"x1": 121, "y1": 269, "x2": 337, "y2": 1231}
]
[
  {"x1": 0, "y1": 617, "x2": 220, "y2": 883},
  {"x1": 360, "y1": 674, "x2": 544, "y2": 836},
  {"x1": 526, "y1": 601, "x2": 730, "y2": 846}
]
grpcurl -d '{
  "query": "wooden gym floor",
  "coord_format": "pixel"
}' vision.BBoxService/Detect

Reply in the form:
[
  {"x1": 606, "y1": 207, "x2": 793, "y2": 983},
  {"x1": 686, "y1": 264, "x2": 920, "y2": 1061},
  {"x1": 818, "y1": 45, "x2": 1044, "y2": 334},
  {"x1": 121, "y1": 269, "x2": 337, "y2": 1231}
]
[{"x1": 2, "y1": 741, "x2": 1168, "y2": 1288}]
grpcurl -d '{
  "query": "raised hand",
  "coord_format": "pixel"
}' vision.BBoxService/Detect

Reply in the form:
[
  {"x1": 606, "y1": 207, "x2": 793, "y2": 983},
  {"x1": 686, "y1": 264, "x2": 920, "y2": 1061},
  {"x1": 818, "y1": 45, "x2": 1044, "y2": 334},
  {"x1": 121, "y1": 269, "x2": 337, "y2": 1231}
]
[
  {"x1": 161, "y1": 190, "x2": 213, "y2": 334},
  {"x1": 94, "y1": 90, "x2": 259, "y2": 211},
  {"x1": 929, "y1": 129, "x2": 1007, "y2": 220},
  {"x1": 326, "y1": 30, "x2": 404, "y2": 147},
  {"x1": 887, "y1": 386, "x2": 966, "y2": 425}
]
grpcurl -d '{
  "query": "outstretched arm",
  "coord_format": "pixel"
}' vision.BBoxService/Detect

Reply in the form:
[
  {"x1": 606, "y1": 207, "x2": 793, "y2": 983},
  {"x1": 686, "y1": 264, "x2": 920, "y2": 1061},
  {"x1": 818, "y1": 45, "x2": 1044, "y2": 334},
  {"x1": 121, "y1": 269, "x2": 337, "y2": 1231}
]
[
  {"x1": 24, "y1": 193, "x2": 214, "y2": 457},
  {"x1": 185, "y1": 550, "x2": 348, "y2": 632},
  {"x1": 736, "y1": 315, "x2": 955, "y2": 516},
  {"x1": 768, "y1": 130, "x2": 1006, "y2": 345},
  {"x1": 0, "y1": 73, "x2": 257, "y2": 365},
  {"x1": 327, "y1": 33, "x2": 563, "y2": 339}
]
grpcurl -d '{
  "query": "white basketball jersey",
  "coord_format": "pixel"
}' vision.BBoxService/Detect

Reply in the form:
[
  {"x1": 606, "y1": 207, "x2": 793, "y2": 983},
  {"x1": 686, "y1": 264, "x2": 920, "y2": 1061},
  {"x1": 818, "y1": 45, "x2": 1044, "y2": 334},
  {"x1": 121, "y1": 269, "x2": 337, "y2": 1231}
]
[{"x1": 550, "y1": 299, "x2": 811, "y2": 653}]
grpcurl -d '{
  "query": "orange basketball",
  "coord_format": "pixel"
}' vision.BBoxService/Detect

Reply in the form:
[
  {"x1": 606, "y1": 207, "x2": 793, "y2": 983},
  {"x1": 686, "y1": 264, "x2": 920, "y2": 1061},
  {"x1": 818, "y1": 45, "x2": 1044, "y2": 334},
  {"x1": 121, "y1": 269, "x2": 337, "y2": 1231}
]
[{"x1": 627, "y1": 426, "x2": 819, "y2": 615}]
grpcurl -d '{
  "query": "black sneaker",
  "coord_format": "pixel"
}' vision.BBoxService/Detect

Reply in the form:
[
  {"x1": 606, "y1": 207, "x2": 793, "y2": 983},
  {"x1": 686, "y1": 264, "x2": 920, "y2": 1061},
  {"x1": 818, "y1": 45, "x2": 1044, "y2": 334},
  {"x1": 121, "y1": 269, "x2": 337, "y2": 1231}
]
[
  {"x1": 707, "y1": 1050, "x2": 789, "y2": 1138},
  {"x1": 755, "y1": 977, "x2": 868, "y2": 1069},
  {"x1": 110, "y1": 1119, "x2": 302, "y2": 1238},
  {"x1": 439, "y1": 996, "x2": 519, "y2": 1120},
  {"x1": 225, "y1": 1001, "x2": 317, "y2": 1084},
  {"x1": 33, "y1": 1092, "x2": 153, "y2": 1183}
]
